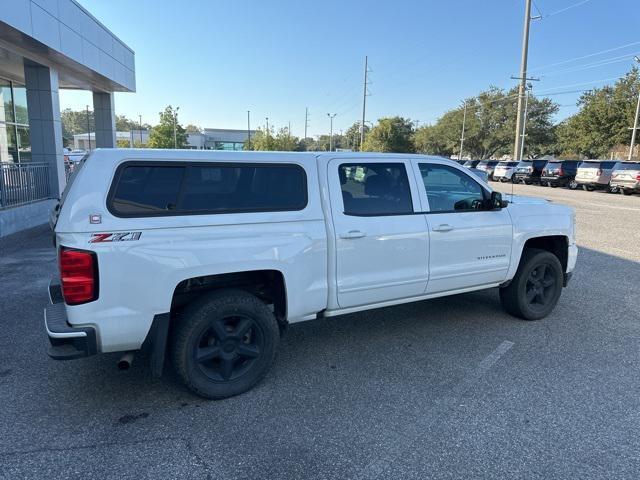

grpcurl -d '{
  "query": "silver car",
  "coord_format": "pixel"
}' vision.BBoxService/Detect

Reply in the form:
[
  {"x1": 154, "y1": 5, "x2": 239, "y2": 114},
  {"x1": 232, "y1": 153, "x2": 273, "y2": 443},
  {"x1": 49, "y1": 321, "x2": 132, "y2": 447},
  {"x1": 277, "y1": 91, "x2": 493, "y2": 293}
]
[
  {"x1": 610, "y1": 162, "x2": 640, "y2": 195},
  {"x1": 575, "y1": 161, "x2": 620, "y2": 192},
  {"x1": 492, "y1": 161, "x2": 519, "y2": 182}
]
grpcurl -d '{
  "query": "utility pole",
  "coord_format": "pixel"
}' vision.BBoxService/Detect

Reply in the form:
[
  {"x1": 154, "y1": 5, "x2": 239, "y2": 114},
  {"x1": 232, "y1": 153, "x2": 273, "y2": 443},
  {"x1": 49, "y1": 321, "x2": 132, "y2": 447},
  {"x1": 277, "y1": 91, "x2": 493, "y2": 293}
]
[
  {"x1": 629, "y1": 56, "x2": 640, "y2": 161},
  {"x1": 459, "y1": 102, "x2": 467, "y2": 160},
  {"x1": 288, "y1": 121, "x2": 291, "y2": 139},
  {"x1": 360, "y1": 55, "x2": 370, "y2": 149},
  {"x1": 138, "y1": 114, "x2": 143, "y2": 145},
  {"x1": 304, "y1": 107, "x2": 309, "y2": 139},
  {"x1": 265, "y1": 117, "x2": 269, "y2": 136},
  {"x1": 513, "y1": 0, "x2": 538, "y2": 161},
  {"x1": 86, "y1": 105, "x2": 91, "y2": 151},
  {"x1": 173, "y1": 106, "x2": 179, "y2": 149},
  {"x1": 247, "y1": 110, "x2": 251, "y2": 149},
  {"x1": 519, "y1": 84, "x2": 532, "y2": 161},
  {"x1": 327, "y1": 113, "x2": 337, "y2": 151}
]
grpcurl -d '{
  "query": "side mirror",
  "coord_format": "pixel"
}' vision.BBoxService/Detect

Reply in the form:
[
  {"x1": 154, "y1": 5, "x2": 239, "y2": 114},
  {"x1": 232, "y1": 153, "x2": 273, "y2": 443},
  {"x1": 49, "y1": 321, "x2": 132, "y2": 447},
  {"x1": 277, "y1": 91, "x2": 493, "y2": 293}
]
[{"x1": 488, "y1": 191, "x2": 507, "y2": 210}]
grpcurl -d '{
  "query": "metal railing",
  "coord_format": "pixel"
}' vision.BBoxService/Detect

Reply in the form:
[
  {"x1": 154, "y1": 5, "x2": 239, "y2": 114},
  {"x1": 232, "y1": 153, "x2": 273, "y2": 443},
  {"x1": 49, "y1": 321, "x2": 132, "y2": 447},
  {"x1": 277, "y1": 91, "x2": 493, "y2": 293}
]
[{"x1": 0, "y1": 162, "x2": 51, "y2": 209}]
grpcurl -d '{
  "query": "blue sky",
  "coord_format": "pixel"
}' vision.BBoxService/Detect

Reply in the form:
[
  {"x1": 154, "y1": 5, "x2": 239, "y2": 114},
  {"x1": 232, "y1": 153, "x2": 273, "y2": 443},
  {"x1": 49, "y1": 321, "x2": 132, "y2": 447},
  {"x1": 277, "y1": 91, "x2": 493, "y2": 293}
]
[{"x1": 61, "y1": 0, "x2": 640, "y2": 137}]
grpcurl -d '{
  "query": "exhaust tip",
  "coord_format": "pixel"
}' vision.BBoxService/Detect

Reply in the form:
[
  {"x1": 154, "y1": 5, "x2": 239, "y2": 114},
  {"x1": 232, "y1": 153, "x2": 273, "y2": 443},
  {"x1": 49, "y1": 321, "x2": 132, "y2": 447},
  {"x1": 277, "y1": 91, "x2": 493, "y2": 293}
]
[{"x1": 117, "y1": 352, "x2": 134, "y2": 371}]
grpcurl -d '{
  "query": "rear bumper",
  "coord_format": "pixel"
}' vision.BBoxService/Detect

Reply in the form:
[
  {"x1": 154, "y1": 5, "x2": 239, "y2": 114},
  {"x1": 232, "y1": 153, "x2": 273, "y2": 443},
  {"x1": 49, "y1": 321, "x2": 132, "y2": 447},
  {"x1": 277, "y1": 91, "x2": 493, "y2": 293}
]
[
  {"x1": 541, "y1": 176, "x2": 568, "y2": 185},
  {"x1": 45, "y1": 278, "x2": 97, "y2": 360},
  {"x1": 610, "y1": 179, "x2": 639, "y2": 190}
]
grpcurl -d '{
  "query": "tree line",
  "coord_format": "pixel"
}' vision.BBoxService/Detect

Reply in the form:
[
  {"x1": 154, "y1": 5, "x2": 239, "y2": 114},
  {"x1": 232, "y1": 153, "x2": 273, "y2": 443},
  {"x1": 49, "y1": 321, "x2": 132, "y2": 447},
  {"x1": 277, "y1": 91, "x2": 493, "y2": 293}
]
[{"x1": 60, "y1": 67, "x2": 640, "y2": 159}]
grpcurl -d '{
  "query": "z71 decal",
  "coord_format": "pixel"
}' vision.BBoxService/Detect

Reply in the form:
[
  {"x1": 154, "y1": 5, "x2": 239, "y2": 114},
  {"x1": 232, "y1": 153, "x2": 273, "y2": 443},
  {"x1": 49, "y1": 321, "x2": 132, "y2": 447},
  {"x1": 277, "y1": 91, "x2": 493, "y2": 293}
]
[{"x1": 90, "y1": 232, "x2": 142, "y2": 243}]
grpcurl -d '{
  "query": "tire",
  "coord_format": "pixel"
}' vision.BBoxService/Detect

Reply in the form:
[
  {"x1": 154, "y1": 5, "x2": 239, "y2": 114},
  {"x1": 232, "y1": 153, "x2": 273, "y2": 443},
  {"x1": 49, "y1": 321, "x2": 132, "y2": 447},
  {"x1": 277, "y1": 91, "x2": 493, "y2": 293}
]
[
  {"x1": 608, "y1": 185, "x2": 619, "y2": 194},
  {"x1": 568, "y1": 179, "x2": 578, "y2": 190},
  {"x1": 622, "y1": 189, "x2": 633, "y2": 196},
  {"x1": 499, "y1": 248, "x2": 563, "y2": 321},
  {"x1": 583, "y1": 185, "x2": 594, "y2": 191},
  {"x1": 550, "y1": 182, "x2": 557, "y2": 188},
  {"x1": 172, "y1": 289, "x2": 280, "y2": 399}
]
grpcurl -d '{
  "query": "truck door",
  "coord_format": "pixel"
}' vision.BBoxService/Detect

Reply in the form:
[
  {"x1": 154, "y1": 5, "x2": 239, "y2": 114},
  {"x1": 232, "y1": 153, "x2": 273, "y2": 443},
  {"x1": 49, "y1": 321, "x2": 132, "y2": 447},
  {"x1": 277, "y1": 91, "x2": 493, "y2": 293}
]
[
  {"x1": 410, "y1": 159, "x2": 512, "y2": 294},
  {"x1": 328, "y1": 158, "x2": 430, "y2": 309}
]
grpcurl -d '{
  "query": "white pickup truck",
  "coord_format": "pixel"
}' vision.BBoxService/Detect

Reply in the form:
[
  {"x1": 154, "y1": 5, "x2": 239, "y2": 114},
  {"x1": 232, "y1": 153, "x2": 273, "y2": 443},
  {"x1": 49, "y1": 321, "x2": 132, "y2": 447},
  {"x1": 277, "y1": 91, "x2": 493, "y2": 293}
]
[{"x1": 47, "y1": 149, "x2": 577, "y2": 399}]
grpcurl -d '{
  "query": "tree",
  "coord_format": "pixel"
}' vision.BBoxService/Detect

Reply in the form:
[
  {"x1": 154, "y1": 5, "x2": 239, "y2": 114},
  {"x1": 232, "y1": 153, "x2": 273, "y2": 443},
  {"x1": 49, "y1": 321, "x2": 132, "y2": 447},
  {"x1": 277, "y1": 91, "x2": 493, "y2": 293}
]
[
  {"x1": 362, "y1": 117, "x2": 415, "y2": 153},
  {"x1": 555, "y1": 68, "x2": 640, "y2": 158},
  {"x1": 413, "y1": 86, "x2": 558, "y2": 159},
  {"x1": 115, "y1": 115, "x2": 139, "y2": 131},
  {"x1": 343, "y1": 122, "x2": 369, "y2": 151},
  {"x1": 185, "y1": 124, "x2": 202, "y2": 134},
  {"x1": 148, "y1": 106, "x2": 188, "y2": 149},
  {"x1": 61, "y1": 108, "x2": 94, "y2": 147},
  {"x1": 245, "y1": 126, "x2": 302, "y2": 151}
]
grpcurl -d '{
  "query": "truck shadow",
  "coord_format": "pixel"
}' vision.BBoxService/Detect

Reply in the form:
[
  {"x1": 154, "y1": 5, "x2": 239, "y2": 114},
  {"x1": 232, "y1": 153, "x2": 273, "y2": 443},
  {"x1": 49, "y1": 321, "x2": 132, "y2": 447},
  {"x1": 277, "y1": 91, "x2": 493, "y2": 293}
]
[{"x1": 52, "y1": 244, "x2": 639, "y2": 412}]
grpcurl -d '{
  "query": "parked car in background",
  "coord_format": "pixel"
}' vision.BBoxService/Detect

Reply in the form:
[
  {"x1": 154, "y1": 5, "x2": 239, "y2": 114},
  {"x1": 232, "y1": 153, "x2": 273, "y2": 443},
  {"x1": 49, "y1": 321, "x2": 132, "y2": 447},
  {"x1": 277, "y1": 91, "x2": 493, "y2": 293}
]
[
  {"x1": 455, "y1": 160, "x2": 467, "y2": 165},
  {"x1": 575, "y1": 160, "x2": 620, "y2": 192},
  {"x1": 493, "y1": 161, "x2": 519, "y2": 182},
  {"x1": 513, "y1": 159, "x2": 548, "y2": 185},
  {"x1": 541, "y1": 160, "x2": 581, "y2": 189},
  {"x1": 463, "y1": 160, "x2": 480, "y2": 169},
  {"x1": 610, "y1": 161, "x2": 640, "y2": 195},
  {"x1": 475, "y1": 160, "x2": 500, "y2": 181},
  {"x1": 469, "y1": 168, "x2": 489, "y2": 182}
]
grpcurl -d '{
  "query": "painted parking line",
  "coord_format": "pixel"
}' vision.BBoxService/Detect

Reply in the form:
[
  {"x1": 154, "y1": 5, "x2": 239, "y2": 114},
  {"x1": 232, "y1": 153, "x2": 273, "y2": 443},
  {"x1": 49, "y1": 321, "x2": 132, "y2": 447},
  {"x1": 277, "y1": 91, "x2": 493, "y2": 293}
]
[{"x1": 351, "y1": 340, "x2": 515, "y2": 479}]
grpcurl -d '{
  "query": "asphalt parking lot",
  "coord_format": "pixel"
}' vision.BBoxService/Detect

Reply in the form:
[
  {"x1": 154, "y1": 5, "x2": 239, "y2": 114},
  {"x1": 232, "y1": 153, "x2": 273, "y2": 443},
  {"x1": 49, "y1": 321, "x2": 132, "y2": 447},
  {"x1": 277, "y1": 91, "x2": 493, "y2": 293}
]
[{"x1": 1, "y1": 184, "x2": 639, "y2": 480}]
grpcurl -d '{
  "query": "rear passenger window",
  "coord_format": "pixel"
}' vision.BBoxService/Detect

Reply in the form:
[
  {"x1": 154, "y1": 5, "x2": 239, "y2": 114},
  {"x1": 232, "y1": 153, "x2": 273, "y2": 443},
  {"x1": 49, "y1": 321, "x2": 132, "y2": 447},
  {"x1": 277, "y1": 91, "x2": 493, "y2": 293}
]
[
  {"x1": 109, "y1": 163, "x2": 307, "y2": 216},
  {"x1": 180, "y1": 164, "x2": 306, "y2": 212},
  {"x1": 339, "y1": 163, "x2": 413, "y2": 216},
  {"x1": 110, "y1": 166, "x2": 185, "y2": 214}
]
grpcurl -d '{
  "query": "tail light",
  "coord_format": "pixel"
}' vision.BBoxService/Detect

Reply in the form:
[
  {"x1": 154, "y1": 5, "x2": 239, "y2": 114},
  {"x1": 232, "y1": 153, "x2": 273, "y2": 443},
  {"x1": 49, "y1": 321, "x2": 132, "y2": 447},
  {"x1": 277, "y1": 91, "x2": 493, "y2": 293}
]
[
  {"x1": 59, "y1": 247, "x2": 99, "y2": 305},
  {"x1": 636, "y1": 173, "x2": 640, "y2": 181},
  {"x1": 559, "y1": 166, "x2": 564, "y2": 176}
]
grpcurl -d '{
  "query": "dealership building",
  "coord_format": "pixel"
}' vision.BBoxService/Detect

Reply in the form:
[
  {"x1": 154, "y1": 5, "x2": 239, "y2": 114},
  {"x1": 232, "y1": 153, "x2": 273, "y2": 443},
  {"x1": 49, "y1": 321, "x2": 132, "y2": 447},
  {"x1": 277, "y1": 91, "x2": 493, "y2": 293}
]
[{"x1": 0, "y1": 0, "x2": 134, "y2": 236}]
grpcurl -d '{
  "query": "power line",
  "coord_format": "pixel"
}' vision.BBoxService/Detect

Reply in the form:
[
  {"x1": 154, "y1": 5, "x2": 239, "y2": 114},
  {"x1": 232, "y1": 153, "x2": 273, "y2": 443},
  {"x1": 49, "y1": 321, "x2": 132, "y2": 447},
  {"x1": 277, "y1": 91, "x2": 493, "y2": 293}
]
[
  {"x1": 545, "y1": 0, "x2": 592, "y2": 18},
  {"x1": 530, "y1": 40, "x2": 640, "y2": 72},
  {"x1": 539, "y1": 53, "x2": 638, "y2": 77}
]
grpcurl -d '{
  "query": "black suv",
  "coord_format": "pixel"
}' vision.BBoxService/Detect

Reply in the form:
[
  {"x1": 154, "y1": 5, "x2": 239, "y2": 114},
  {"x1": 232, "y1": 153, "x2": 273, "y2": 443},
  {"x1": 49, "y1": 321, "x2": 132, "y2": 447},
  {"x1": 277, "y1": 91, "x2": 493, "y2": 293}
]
[
  {"x1": 513, "y1": 159, "x2": 548, "y2": 184},
  {"x1": 540, "y1": 160, "x2": 580, "y2": 189},
  {"x1": 463, "y1": 160, "x2": 480, "y2": 169}
]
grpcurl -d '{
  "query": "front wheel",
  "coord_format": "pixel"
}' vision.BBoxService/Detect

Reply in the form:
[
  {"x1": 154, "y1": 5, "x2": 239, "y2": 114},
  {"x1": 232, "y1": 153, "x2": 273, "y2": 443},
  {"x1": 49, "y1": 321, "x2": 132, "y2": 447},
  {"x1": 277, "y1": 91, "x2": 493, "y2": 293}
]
[
  {"x1": 622, "y1": 189, "x2": 633, "y2": 196},
  {"x1": 499, "y1": 249, "x2": 563, "y2": 320},
  {"x1": 583, "y1": 185, "x2": 594, "y2": 191},
  {"x1": 172, "y1": 289, "x2": 280, "y2": 399}
]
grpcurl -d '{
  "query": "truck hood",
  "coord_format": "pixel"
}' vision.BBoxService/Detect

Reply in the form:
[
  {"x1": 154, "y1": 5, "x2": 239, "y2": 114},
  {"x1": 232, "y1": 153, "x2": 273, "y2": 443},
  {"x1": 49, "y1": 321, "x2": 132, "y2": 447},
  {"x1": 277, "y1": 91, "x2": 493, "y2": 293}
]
[{"x1": 503, "y1": 194, "x2": 550, "y2": 205}]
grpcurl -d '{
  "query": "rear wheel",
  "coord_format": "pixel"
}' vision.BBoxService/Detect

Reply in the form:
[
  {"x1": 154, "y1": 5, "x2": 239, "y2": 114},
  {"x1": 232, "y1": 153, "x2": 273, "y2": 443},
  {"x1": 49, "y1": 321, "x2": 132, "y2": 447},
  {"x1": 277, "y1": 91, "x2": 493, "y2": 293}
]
[
  {"x1": 568, "y1": 179, "x2": 578, "y2": 190},
  {"x1": 499, "y1": 249, "x2": 563, "y2": 320},
  {"x1": 172, "y1": 289, "x2": 280, "y2": 399},
  {"x1": 583, "y1": 185, "x2": 594, "y2": 191},
  {"x1": 622, "y1": 189, "x2": 633, "y2": 196},
  {"x1": 608, "y1": 185, "x2": 619, "y2": 193}
]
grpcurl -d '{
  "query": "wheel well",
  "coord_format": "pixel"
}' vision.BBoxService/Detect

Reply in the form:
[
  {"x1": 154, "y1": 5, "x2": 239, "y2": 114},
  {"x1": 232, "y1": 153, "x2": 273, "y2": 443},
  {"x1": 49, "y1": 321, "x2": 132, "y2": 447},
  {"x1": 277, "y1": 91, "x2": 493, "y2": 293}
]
[
  {"x1": 523, "y1": 236, "x2": 568, "y2": 272},
  {"x1": 171, "y1": 270, "x2": 287, "y2": 325}
]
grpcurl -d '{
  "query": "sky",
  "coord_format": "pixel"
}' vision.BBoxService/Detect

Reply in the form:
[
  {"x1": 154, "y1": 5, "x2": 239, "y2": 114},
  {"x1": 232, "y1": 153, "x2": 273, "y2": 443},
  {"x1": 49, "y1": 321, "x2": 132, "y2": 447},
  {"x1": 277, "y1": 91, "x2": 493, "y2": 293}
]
[{"x1": 60, "y1": 0, "x2": 640, "y2": 138}]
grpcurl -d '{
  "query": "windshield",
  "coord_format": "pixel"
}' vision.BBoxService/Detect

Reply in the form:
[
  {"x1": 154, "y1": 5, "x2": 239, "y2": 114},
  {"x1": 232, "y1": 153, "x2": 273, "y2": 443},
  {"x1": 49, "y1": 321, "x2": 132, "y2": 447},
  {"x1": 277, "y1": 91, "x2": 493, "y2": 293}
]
[
  {"x1": 579, "y1": 161, "x2": 601, "y2": 168},
  {"x1": 615, "y1": 162, "x2": 640, "y2": 170}
]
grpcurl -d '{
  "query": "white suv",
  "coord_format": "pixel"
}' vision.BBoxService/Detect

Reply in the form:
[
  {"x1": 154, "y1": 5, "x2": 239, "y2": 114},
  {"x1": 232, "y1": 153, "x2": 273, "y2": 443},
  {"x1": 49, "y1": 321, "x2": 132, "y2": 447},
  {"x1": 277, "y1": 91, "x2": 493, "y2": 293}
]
[{"x1": 46, "y1": 149, "x2": 578, "y2": 398}]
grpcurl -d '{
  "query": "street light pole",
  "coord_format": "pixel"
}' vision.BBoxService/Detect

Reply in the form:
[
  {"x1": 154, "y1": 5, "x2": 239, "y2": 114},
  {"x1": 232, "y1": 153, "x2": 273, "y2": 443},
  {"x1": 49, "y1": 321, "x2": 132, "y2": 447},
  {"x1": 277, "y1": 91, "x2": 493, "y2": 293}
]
[
  {"x1": 629, "y1": 56, "x2": 640, "y2": 161},
  {"x1": 247, "y1": 111, "x2": 251, "y2": 149},
  {"x1": 459, "y1": 102, "x2": 467, "y2": 160},
  {"x1": 173, "y1": 106, "x2": 180, "y2": 149},
  {"x1": 265, "y1": 117, "x2": 269, "y2": 136},
  {"x1": 139, "y1": 114, "x2": 143, "y2": 145},
  {"x1": 327, "y1": 113, "x2": 337, "y2": 151},
  {"x1": 86, "y1": 105, "x2": 91, "y2": 151}
]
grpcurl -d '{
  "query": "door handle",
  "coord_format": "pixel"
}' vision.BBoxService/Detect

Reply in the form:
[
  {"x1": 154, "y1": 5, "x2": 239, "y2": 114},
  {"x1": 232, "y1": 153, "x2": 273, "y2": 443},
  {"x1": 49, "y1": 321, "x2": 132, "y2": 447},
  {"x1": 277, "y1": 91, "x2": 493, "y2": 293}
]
[
  {"x1": 339, "y1": 230, "x2": 367, "y2": 239},
  {"x1": 432, "y1": 224, "x2": 453, "y2": 232}
]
